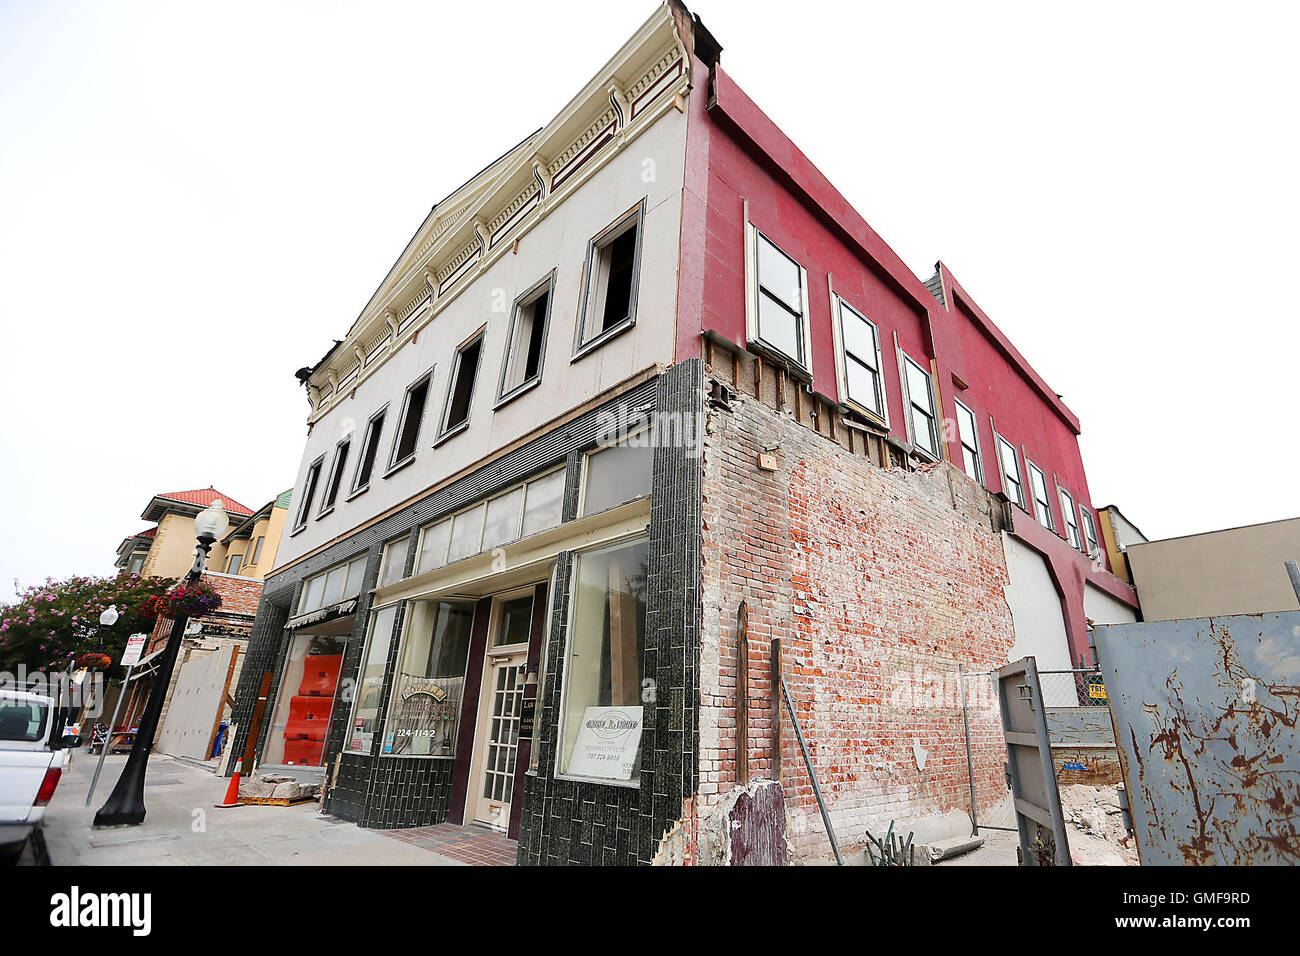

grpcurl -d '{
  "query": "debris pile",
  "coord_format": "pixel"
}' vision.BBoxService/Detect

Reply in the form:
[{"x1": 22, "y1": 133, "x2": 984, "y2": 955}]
[
  {"x1": 238, "y1": 773, "x2": 321, "y2": 803},
  {"x1": 1059, "y1": 784, "x2": 1138, "y2": 865}
]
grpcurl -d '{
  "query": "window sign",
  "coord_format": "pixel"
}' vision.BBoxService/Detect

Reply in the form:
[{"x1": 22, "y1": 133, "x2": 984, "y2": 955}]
[
  {"x1": 382, "y1": 601, "x2": 475, "y2": 756},
  {"x1": 566, "y1": 706, "x2": 644, "y2": 781}
]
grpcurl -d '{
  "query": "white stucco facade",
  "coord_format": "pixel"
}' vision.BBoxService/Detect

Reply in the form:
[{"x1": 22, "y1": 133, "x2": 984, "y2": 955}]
[{"x1": 275, "y1": 73, "x2": 688, "y2": 571}]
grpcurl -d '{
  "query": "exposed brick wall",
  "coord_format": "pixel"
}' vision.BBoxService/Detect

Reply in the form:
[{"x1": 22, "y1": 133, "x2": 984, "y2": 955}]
[{"x1": 698, "y1": 379, "x2": 1016, "y2": 862}]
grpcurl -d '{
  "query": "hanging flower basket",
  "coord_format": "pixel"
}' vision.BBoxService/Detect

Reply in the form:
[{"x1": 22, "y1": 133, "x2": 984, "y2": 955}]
[
  {"x1": 140, "y1": 583, "x2": 222, "y2": 620},
  {"x1": 76, "y1": 652, "x2": 113, "y2": 672}
]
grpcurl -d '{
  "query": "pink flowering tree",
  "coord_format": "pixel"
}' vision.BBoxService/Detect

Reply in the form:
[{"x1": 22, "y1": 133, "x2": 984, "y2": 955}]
[{"x1": 0, "y1": 573, "x2": 178, "y2": 679}]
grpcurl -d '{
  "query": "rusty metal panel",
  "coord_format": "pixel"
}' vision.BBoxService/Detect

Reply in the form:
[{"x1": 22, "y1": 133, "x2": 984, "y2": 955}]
[
  {"x1": 1094, "y1": 611, "x2": 1300, "y2": 865},
  {"x1": 996, "y1": 657, "x2": 1072, "y2": 865}
]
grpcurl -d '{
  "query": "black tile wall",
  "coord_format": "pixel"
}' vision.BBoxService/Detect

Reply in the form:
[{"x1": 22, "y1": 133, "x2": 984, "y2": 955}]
[
  {"x1": 517, "y1": 359, "x2": 704, "y2": 865},
  {"x1": 226, "y1": 372, "x2": 692, "y2": 847}
]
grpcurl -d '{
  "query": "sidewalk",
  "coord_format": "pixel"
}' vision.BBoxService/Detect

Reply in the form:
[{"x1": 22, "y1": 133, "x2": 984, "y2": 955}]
[{"x1": 43, "y1": 751, "x2": 466, "y2": 866}]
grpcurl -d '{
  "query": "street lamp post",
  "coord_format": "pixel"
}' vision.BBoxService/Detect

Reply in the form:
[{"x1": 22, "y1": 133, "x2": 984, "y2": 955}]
[{"x1": 93, "y1": 500, "x2": 229, "y2": 827}]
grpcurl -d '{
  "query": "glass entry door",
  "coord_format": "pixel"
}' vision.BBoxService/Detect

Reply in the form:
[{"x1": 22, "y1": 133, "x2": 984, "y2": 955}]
[{"x1": 470, "y1": 590, "x2": 533, "y2": 829}]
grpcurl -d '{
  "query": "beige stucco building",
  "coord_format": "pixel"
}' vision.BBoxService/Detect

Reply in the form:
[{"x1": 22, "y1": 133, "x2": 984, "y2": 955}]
[
  {"x1": 114, "y1": 486, "x2": 290, "y2": 582},
  {"x1": 1127, "y1": 516, "x2": 1300, "y2": 621},
  {"x1": 214, "y1": 489, "x2": 292, "y2": 579}
]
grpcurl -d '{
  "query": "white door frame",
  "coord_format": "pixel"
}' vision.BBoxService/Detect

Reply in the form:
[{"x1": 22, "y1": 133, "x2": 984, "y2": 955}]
[{"x1": 463, "y1": 586, "x2": 536, "y2": 828}]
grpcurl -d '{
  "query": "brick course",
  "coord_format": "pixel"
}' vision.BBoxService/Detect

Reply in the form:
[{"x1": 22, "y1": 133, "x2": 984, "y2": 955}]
[{"x1": 697, "y1": 379, "x2": 1016, "y2": 862}]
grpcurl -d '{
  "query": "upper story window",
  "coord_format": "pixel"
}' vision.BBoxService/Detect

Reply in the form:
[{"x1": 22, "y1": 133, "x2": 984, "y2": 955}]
[
  {"x1": 1080, "y1": 507, "x2": 1100, "y2": 559},
  {"x1": 293, "y1": 457, "x2": 324, "y2": 530},
  {"x1": 251, "y1": 535, "x2": 265, "y2": 565},
  {"x1": 1026, "y1": 460, "x2": 1054, "y2": 530},
  {"x1": 995, "y1": 434, "x2": 1025, "y2": 510},
  {"x1": 298, "y1": 554, "x2": 368, "y2": 615},
  {"x1": 954, "y1": 399, "x2": 983, "y2": 484},
  {"x1": 1060, "y1": 487, "x2": 1082, "y2": 550},
  {"x1": 319, "y1": 439, "x2": 351, "y2": 516},
  {"x1": 835, "y1": 298, "x2": 885, "y2": 421},
  {"x1": 389, "y1": 371, "x2": 432, "y2": 471},
  {"x1": 438, "y1": 331, "x2": 484, "y2": 441},
  {"x1": 127, "y1": 553, "x2": 146, "y2": 575},
  {"x1": 226, "y1": 553, "x2": 243, "y2": 575},
  {"x1": 747, "y1": 226, "x2": 810, "y2": 372},
  {"x1": 498, "y1": 273, "x2": 554, "y2": 404},
  {"x1": 581, "y1": 433, "x2": 653, "y2": 517},
  {"x1": 577, "y1": 202, "x2": 644, "y2": 354},
  {"x1": 351, "y1": 407, "x2": 387, "y2": 495},
  {"x1": 901, "y1": 354, "x2": 940, "y2": 459}
]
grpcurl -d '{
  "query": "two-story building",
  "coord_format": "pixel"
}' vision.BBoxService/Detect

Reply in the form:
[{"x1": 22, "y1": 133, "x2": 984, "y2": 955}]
[
  {"x1": 229, "y1": 2, "x2": 1138, "y2": 864},
  {"x1": 115, "y1": 486, "x2": 255, "y2": 579}
]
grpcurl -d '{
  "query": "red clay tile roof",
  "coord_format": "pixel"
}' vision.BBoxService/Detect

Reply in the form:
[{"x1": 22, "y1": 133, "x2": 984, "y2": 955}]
[
  {"x1": 136, "y1": 527, "x2": 157, "y2": 539},
  {"x1": 156, "y1": 487, "x2": 255, "y2": 516}
]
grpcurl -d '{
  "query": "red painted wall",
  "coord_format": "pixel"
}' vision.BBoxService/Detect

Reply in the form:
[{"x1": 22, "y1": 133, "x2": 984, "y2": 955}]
[{"x1": 676, "y1": 58, "x2": 1132, "y2": 614}]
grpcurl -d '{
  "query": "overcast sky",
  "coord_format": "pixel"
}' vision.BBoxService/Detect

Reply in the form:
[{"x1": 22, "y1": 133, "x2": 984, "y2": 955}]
[{"x1": 1, "y1": 0, "x2": 1296, "y2": 601}]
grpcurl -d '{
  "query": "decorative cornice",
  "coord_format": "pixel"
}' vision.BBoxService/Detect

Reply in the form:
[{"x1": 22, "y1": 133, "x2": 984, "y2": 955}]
[{"x1": 307, "y1": 3, "x2": 689, "y2": 420}]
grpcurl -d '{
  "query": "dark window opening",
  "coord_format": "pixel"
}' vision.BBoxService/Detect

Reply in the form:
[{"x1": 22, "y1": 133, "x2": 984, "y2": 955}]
[
  {"x1": 295, "y1": 460, "x2": 323, "y2": 528},
  {"x1": 353, "y1": 412, "x2": 385, "y2": 491},
  {"x1": 321, "y1": 441, "x2": 350, "y2": 512},
  {"x1": 501, "y1": 283, "x2": 551, "y2": 398},
  {"x1": 579, "y1": 207, "x2": 643, "y2": 349},
  {"x1": 392, "y1": 377, "x2": 430, "y2": 467},
  {"x1": 443, "y1": 336, "x2": 483, "y2": 435},
  {"x1": 600, "y1": 228, "x2": 637, "y2": 332}
]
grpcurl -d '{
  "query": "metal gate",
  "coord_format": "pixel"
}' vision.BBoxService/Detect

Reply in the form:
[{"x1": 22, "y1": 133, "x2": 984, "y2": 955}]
[{"x1": 993, "y1": 657, "x2": 1072, "y2": 865}]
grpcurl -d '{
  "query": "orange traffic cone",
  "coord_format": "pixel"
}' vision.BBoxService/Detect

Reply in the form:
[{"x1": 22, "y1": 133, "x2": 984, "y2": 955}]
[{"x1": 214, "y1": 769, "x2": 243, "y2": 809}]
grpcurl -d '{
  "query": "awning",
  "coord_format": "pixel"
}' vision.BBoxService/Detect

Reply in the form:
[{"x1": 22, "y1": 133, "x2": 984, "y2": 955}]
[{"x1": 286, "y1": 597, "x2": 357, "y2": 631}]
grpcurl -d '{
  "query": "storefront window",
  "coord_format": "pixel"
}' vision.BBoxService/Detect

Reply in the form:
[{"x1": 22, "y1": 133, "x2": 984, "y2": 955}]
[
  {"x1": 482, "y1": 487, "x2": 524, "y2": 550},
  {"x1": 411, "y1": 471, "x2": 566, "y2": 576},
  {"x1": 264, "y1": 629, "x2": 349, "y2": 767},
  {"x1": 447, "y1": 504, "x2": 485, "y2": 564},
  {"x1": 557, "y1": 537, "x2": 648, "y2": 784},
  {"x1": 344, "y1": 605, "x2": 398, "y2": 755},
  {"x1": 522, "y1": 470, "x2": 564, "y2": 536},
  {"x1": 382, "y1": 600, "x2": 475, "y2": 756},
  {"x1": 581, "y1": 439, "x2": 652, "y2": 517},
  {"x1": 416, "y1": 518, "x2": 452, "y2": 574},
  {"x1": 379, "y1": 537, "x2": 409, "y2": 587},
  {"x1": 298, "y1": 555, "x2": 367, "y2": 615}
]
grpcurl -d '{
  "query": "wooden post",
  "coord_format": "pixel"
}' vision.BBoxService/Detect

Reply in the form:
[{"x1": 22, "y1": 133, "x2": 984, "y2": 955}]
[
  {"x1": 239, "y1": 672, "x2": 274, "y2": 777},
  {"x1": 736, "y1": 601, "x2": 749, "y2": 786},
  {"x1": 771, "y1": 636, "x2": 782, "y2": 782},
  {"x1": 608, "y1": 561, "x2": 638, "y2": 704}
]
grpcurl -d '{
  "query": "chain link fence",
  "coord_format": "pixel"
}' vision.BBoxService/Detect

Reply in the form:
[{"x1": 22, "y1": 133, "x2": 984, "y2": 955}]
[{"x1": 958, "y1": 664, "x2": 1111, "y2": 836}]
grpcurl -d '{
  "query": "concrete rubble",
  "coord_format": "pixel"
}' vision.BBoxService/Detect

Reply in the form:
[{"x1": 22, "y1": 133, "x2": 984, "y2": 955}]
[
  {"x1": 1059, "y1": 784, "x2": 1139, "y2": 866},
  {"x1": 237, "y1": 772, "x2": 322, "y2": 802}
]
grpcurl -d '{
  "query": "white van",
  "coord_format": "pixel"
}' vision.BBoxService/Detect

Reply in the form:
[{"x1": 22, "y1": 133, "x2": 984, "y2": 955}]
[{"x1": 0, "y1": 690, "x2": 77, "y2": 864}]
